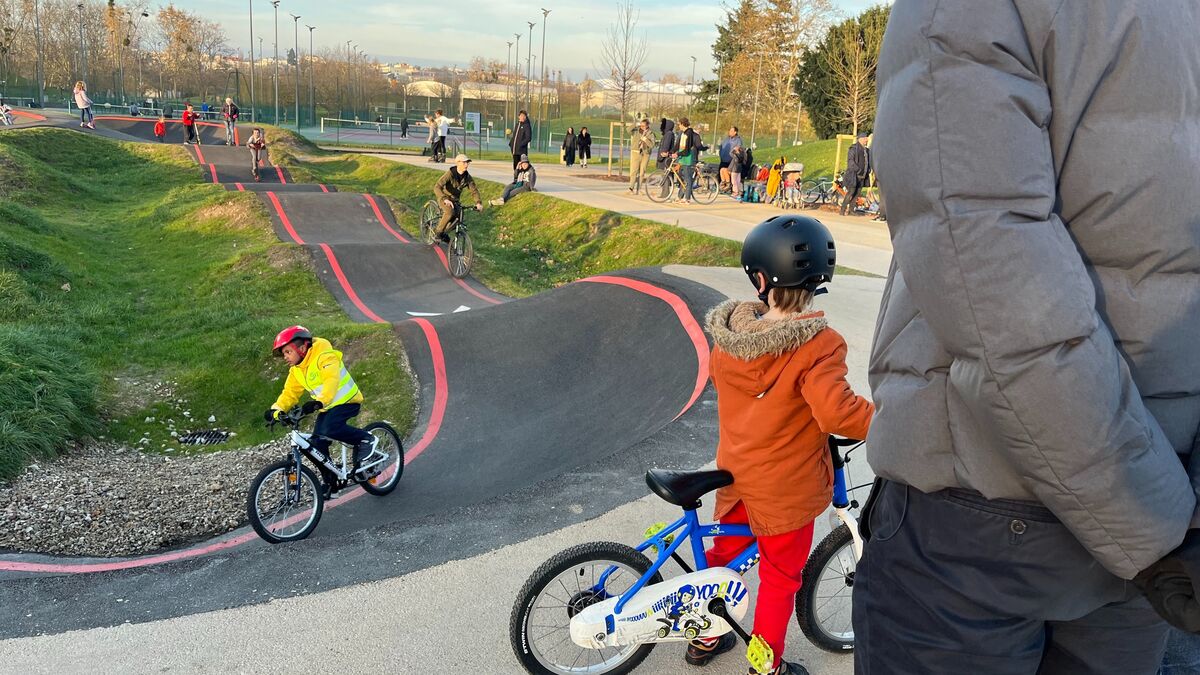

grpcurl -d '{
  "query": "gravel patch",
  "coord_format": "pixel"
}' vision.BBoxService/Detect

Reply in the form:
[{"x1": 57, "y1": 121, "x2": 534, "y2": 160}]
[{"x1": 0, "y1": 441, "x2": 289, "y2": 557}]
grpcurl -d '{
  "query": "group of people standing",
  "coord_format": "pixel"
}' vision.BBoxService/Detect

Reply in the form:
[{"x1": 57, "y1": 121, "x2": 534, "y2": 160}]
[
  {"x1": 424, "y1": 110, "x2": 456, "y2": 163},
  {"x1": 626, "y1": 117, "x2": 705, "y2": 204},
  {"x1": 559, "y1": 126, "x2": 592, "y2": 168}
]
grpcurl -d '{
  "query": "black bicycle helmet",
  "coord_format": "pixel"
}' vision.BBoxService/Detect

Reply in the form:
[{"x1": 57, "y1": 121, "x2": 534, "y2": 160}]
[{"x1": 741, "y1": 215, "x2": 836, "y2": 302}]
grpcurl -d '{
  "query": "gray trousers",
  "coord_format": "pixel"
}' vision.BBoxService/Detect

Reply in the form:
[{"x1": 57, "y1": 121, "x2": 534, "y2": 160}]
[{"x1": 853, "y1": 480, "x2": 1169, "y2": 674}]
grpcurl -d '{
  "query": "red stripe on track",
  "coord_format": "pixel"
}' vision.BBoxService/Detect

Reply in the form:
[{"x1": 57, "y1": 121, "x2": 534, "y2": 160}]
[
  {"x1": 234, "y1": 127, "x2": 241, "y2": 145},
  {"x1": 580, "y1": 276, "x2": 710, "y2": 419},
  {"x1": 12, "y1": 109, "x2": 47, "y2": 121},
  {"x1": 432, "y1": 246, "x2": 504, "y2": 305},
  {"x1": 208, "y1": 164, "x2": 218, "y2": 184},
  {"x1": 193, "y1": 144, "x2": 207, "y2": 165},
  {"x1": 274, "y1": 166, "x2": 287, "y2": 183},
  {"x1": 319, "y1": 184, "x2": 330, "y2": 193},
  {"x1": 235, "y1": 182, "x2": 245, "y2": 191},
  {"x1": 266, "y1": 192, "x2": 305, "y2": 245},
  {"x1": 363, "y1": 194, "x2": 409, "y2": 243},
  {"x1": 318, "y1": 243, "x2": 387, "y2": 324},
  {"x1": 0, "y1": 321, "x2": 450, "y2": 575}
]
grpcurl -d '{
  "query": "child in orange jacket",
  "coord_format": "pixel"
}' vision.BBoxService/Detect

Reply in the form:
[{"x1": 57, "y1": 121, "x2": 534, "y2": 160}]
[{"x1": 688, "y1": 215, "x2": 874, "y2": 675}]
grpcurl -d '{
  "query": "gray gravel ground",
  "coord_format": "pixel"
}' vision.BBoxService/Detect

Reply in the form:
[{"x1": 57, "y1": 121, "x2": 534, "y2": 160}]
[{"x1": 0, "y1": 440, "x2": 287, "y2": 557}]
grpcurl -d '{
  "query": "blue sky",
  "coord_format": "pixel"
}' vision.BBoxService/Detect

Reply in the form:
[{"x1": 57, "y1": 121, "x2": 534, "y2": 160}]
[{"x1": 160, "y1": 0, "x2": 885, "y2": 81}]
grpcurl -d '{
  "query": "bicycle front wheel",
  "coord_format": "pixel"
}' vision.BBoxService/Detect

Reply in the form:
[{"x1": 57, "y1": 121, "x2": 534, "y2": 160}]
[
  {"x1": 644, "y1": 172, "x2": 674, "y2": 204},
  {"x1": 511, "y1": 542, "x2": 662, "y2": 675},
  {"x1": 359, "y1": 421, "x2": 404, "y2": 496},
  {"x1": 796, "y1": 523, "x2": 856, "y2": 652},
  {"x1": 448, "y1": 228, "x2": 474, "y2": 279},
  {"x1": 693, "y1": 174, "x2": 720, "y2": 205},
  {"x1": 419, "y1": 199, "x2": 440, "y2": 246},
  {"x1": 247, "y1": 459, "x2": 324, "y2": 544}
]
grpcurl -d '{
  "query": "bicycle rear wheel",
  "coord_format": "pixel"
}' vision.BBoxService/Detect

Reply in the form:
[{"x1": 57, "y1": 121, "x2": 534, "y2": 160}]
[
  {"x1": 800, "y1": 180, "x2": 822, "y2": 205},
  {"x1": 511, "y1": 541, "x2": 662, "y2": 675},
  {"x1": 419, "y1": 199, "x2": 440, "y2": 246},
  {"x1": 247, "y1": 459, "x2": 324, "y2": 544},
  {"x1": 796, "y1": 523, "x2": 856, "y2": 652},
  {"x1": 644, "y1": 172, "x2": 674, "y2": 204},
  {"x1": 693, "y1": 174, "x2": 720, "y2": 205},
  {"x1": 448, "y1": 227, "x2": 474, "y2": 279},
  {"x1": 359, "y1": 422, "x2": 404, "y2": 496}
]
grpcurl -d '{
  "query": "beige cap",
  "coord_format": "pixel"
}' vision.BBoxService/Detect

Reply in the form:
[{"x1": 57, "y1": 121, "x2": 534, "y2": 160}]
[{"x1": 453, "y1": 154, "x2": 472, "y2": 163}]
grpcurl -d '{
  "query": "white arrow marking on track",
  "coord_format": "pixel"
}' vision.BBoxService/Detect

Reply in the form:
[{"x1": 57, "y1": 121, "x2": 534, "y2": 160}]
[{"x1": 405, "y1": 305, "x2": 472, "y2": 317}]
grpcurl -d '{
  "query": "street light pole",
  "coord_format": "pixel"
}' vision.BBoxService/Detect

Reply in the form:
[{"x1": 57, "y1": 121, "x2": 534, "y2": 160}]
[
  {"x1": 711, "y1": 61, "x2": 723, "y2": 149},
  {"x1": 525, "y1": 21, "x2": 534, "y2": 114},
  {"x1": 290, "y1": 14, "x2": 300, "y2": 129},
  {"x1": 248, "y1": 0, "x2": 256, "y2": 122},
  {"x1": 306, "y1": 25, "x2": 315, "y2": 128},
  {"x1": 688, "y1": 55, "x2": 696, "y2": 116},
  {"x1": 505, "y1": 40, "x2": 512, "y2": 130},
  {"x1": 33, "y1": 0, "x2": 44, "y2": 105},
  {"x1": 513, "y1": 33, "x2": 521, "y2": 115},
  {"x1": 537, "y1": 8, "x2": 550, "y2": 153},
  {"x1": 76, "y1": 3, "x2": 86, "y2": 83},
  {"x1": 271, "y1": 0, "x2": 280, "y2": 125},
  {"x1": 750, "y1": 57, "x2": 763, "y2": 147}
]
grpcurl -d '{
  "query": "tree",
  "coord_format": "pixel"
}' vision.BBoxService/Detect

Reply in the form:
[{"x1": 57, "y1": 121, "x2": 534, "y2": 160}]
[
  {"x1": 796, "y1": 5, "x2": 889, "y2": 138},
  {"x1": 596, "y1": 0, "x2": 646, "y2": 123},
  {"x1": 577, "y1": 74, "x2": 597, "y2": 114}
]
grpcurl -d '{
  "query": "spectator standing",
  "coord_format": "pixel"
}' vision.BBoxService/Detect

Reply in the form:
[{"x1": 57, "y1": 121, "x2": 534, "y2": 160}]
[
  {"x1": 561, "y1": 127, "x2": 577, "y2": 167},
  {"x1": 729, "y1": 145, "x2": 746, "y2": 201},
  {"x1": 181, "y1": 102, "x2": 200, "y2": 145},
  {"x1": 629, "y1": 118, "x2": 657, "y2": 193},
  {"x1": 839, "y1": 132, "x2": 870, "y2": 216},
  {"x1": 221, "y1": 97, "x2": 240, "y2": 146},
  {"x1": 491, "y1": 154, "x2": 538, "y2": 205},
  {"x1": 671, "y1": 117, "x2": 701, "y2": 204},
  {"x1": 578, "y1": 127, "x2": 593, "y2": 168},
  {"x1": 73, "y1": 81, "x2": 94, "y2": 129},
  {"x1": 400, "y1": 117, "x2": 409, "y2": 138},
  {"x1": 510, "y1": 110, "x2": 532, "y2": 170},
  {"x1": 657, "y1": 118, "x2": 676, "y2": 170},
  {"x1": 719, "y1": 127, "x2": 743, "y2": 193},
  {"x1": 424, "y1": 114, "x2": 437, "y2": 161},
  {"x1": 854, "y1": 1, "x2": 1200, "y2": 673},
  {"x1": 433, "y1": 109, "x2": 456, "y2": 163}
]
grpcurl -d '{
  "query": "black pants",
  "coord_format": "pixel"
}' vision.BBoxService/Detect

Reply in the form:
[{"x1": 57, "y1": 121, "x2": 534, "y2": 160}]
[
  {"x1": 853, "y1": 480, "x2": 1169, "y2": 674},
  {"x1": 433, "y1": 136, "x2": 446, "y2": 160},
  {"x1": 512, "y1": 153, "x2": 522, "y2": 170},
  {"x1": 311, "y1": 403, "x2": 371, "y2": 456},
  {"x1": 185, "y1": 124, "x2": 197, "y2": 143},
  {"x1": 840, "y1": 176, "x2": 863, "y2": 214}
]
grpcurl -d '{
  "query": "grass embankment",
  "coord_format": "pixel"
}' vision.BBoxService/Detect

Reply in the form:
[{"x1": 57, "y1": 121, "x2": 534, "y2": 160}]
[
  {"x1": 283, "y1": 153, "x2": 744, "y2": 297},
  {"x1": 0, "y1": 128, "x2": 415, "y2": 481}
]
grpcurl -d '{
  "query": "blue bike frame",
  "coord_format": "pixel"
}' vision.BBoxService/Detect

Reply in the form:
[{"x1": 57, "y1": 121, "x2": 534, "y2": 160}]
[{"x1": 598, "y1": 458, "x2": 853, "y2": 616}]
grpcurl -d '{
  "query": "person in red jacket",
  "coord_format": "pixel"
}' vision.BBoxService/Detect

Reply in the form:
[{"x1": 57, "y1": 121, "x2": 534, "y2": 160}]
[
  {"x1": 688, "y1": 215, "x2": 874, "y2": 675},
  {"x1": 153, "y1": 115, "x2": 166, "y2": 143},
  {"x1": 181, "y1": 103, "x2": 199, "y2": 145}
]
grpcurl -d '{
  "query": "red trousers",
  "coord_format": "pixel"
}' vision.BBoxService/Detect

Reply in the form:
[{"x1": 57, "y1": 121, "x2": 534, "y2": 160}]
[{"x1": 706, "y1": 501, "x2": 815, "y2": 669}]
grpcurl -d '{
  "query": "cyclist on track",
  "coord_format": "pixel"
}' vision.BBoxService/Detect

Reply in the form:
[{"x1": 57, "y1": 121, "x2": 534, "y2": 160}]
[
  {"x1": 432, "y1": 154, "x2": 483, "y2": 243},
  {"x1": 265, "y1": 326, "x2": 378, "y2": 482},
  {"x1": 690, "y1": 215, "x2": 874, "y2": 674}
]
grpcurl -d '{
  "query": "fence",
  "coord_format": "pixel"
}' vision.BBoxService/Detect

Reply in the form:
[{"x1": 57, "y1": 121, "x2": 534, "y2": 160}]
[{"x1": 316, "y1": 117, "x2": 493, "y2": 156}]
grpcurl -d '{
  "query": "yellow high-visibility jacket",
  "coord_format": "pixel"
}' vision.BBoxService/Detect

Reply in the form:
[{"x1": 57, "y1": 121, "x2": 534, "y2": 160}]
[{"x1": 271, "y1": 337, "x2": 364, "y2": 412}]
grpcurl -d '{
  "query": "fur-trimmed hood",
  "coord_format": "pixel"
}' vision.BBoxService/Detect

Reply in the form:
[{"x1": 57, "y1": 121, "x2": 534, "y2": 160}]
[{"x1": 705, "y1": 299, "x2": 829, "y2": 398}]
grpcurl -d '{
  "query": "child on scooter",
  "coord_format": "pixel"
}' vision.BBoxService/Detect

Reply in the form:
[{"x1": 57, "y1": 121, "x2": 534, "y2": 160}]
[{"x1": 689, "y1": 215, "x2": 874, "y2": 675}]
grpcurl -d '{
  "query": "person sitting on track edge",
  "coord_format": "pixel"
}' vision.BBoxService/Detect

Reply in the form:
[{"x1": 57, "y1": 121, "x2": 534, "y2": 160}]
[
  {"x1": 433, "y1": 154, "x2": 483, "y2": 243},
  {"x1": 265, "y1": 326, "x2": 379, "y2": 491},
  {"x1": 692, "y1": 214, "x2": 874, "y2": 675}
]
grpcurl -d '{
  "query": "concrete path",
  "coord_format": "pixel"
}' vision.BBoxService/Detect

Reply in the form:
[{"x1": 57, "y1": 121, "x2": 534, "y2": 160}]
[{"x1": 372, "y1": 153, "x2": 894, "y2": 278}]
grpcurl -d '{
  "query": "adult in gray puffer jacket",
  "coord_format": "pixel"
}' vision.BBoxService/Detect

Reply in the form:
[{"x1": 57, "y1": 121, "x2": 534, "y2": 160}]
[{"x1": 853, "y1": 1, "x2": 1200, "y2": 673}]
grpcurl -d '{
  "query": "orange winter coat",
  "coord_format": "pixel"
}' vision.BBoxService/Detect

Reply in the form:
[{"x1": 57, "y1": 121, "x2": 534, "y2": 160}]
[{"x1": 706, "y1": 300, "x2": 874, "y2": 536}]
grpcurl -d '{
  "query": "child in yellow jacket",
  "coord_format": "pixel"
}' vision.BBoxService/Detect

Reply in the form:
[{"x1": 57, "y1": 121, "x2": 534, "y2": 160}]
[{"x1": 266, "y1": 326, "x2": 377, "y2": 475}]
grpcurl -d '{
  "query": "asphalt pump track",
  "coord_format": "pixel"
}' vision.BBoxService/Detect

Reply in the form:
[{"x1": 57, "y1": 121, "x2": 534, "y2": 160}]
[{"x1": 0, "y1": 117, "x2": 727, "y2": 639}]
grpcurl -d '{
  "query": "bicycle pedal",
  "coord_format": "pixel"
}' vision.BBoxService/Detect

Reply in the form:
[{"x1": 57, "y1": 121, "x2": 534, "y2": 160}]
[{"x1": 747, "y1": 635, "x2": 774, "y2": 674}]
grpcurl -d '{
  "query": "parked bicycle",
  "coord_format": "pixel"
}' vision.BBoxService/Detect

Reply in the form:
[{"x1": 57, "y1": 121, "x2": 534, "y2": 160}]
[
  {"x1": 246, "y1": 404, "x2": 404, "y2": 544},
  {"x1": 419, "y1": 199, "x2": 477, "y2": 279},
  {"x1": 644, "y1": 158, "x2": 720, "y2": 205},
  {"x1": 509, "y1": 436, "x2": 868, "y2": 674},
  {"x1": 800, "y1": 176, "x2": 879, "y2": 215}
]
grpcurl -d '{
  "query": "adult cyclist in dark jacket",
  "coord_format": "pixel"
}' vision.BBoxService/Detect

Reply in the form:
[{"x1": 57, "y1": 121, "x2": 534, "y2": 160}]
[{"x1": 432, "y1": 154, "x2": 483, "y2": 241}]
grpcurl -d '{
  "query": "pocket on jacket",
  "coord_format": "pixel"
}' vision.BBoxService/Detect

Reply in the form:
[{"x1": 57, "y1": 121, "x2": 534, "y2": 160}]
[{"x1": 866, "y1": 479, "x2": 908, "y2": 542}]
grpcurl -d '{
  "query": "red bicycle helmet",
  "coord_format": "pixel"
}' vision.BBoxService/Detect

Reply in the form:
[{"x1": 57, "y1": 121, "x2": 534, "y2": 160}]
[{"x1": 272, "y1": 325, "x2": 312, "y2": 356}]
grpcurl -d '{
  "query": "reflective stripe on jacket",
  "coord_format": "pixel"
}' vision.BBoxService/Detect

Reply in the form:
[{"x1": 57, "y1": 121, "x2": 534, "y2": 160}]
[{"x1": 272, "y1": 337, "x2": 364, "y2": 412}]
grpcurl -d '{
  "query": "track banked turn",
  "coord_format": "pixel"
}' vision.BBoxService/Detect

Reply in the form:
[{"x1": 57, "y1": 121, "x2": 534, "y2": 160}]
[{"x1": 0, "y1": 117, "x2": 726, "y2": 639}]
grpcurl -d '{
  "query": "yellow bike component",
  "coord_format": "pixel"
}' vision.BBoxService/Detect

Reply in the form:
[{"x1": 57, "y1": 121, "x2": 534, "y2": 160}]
[
  {"x1": 747, "y1": 634, "x2": 774, "y2": 674},
  {"x1": 643, "y1": 522, "x2": 676, "y2": 555}
]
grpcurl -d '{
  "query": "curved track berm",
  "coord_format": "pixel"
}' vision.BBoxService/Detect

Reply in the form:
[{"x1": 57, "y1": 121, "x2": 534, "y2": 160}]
[{"x1": 0, "y1": 117, "x2": 726, "y2": 640}]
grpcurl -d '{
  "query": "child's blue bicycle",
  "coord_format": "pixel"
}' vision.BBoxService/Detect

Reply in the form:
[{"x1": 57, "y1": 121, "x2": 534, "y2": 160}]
[{"x1": 509, "y1": 437, "x2": 867, "y2": 674}]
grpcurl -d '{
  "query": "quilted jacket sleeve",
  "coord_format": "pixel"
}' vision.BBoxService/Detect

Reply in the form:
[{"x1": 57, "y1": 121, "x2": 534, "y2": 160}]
[{"x1": 873, "y1": 0, "x2": 1194, "y2": 578}]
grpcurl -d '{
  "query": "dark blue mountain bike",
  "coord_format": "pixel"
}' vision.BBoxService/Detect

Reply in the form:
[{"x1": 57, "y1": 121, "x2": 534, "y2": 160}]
[{"x1": 510, "y1": 437, "x2": 867, "y2": 674}]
